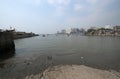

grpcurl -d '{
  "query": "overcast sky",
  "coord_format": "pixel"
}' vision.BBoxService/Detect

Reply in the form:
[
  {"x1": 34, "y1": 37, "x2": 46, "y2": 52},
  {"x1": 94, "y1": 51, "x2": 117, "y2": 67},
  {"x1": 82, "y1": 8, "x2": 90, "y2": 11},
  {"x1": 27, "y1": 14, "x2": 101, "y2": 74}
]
[{"x1": 0, "y1": 0, "x2": 120, "y2": 34}]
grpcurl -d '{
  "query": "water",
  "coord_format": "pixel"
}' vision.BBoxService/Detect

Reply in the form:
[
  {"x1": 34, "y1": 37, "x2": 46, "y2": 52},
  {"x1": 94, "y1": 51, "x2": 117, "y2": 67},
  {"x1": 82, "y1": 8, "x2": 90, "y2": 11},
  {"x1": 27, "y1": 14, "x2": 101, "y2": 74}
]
[{"x1": 0, "y1": 35, "x2": 120, "y2": 78}]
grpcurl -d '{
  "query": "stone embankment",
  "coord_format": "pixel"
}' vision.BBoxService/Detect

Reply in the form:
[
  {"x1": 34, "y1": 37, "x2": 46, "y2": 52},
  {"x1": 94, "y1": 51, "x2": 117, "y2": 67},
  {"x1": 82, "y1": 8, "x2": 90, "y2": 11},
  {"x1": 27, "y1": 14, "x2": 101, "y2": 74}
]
[
  {"x1": 13, "y1": 32, "x2": 39, "y2": 39},
  {"x1": 0, "y1": 31, "x2": 15, "y2": 60}
]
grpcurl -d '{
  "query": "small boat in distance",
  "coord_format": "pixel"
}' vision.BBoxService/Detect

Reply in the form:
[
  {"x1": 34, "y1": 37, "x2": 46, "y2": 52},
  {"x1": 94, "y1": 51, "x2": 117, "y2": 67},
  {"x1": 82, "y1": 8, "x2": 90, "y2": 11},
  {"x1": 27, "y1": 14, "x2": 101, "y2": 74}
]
[{"x1": 42, "y1": 34, "x2": 46, "y2": 37}]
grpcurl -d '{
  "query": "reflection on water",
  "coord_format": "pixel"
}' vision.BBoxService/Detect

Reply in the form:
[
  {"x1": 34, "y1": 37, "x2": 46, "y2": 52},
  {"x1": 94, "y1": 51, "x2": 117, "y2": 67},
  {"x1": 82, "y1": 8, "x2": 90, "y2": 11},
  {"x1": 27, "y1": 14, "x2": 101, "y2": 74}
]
[{"x1": 0, "y1": 51, "x2": 15, "y2": 62}]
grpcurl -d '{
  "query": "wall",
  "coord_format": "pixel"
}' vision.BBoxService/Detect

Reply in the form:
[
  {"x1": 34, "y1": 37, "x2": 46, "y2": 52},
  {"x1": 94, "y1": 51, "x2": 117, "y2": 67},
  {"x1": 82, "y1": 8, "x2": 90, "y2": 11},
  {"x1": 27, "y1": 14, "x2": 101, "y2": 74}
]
[{"x1": 0, "y1": 31, "x2": 15, "y2": 60}]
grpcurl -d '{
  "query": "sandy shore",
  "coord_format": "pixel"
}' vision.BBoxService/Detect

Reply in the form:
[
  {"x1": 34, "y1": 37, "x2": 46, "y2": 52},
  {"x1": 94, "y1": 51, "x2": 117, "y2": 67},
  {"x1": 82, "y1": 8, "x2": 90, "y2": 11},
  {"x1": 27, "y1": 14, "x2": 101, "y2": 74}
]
[{"x1": 23, "y1": 65, "x2": 120, "y2": 79}]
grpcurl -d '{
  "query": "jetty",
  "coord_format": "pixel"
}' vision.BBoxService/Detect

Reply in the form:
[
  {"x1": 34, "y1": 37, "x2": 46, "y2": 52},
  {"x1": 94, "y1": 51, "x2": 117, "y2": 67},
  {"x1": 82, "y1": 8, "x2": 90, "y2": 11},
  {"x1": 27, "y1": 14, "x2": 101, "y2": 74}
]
[
  {"x1": 0, "y1": 30, "x2": 15, "y2": 60},
  {"x1": 13, "y1": 31, "x2": 39, "y2": 39},
  {"x1": 0, "y1": 29, "x2": 38, "y2": 60}
]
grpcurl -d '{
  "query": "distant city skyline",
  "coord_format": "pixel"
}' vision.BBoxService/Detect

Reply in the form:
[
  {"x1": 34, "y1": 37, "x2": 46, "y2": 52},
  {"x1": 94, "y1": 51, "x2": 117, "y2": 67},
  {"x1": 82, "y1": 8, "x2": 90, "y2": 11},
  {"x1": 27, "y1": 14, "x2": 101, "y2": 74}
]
[{"x1": 0, "y1": 0, "x2": 120, "y2": 34}]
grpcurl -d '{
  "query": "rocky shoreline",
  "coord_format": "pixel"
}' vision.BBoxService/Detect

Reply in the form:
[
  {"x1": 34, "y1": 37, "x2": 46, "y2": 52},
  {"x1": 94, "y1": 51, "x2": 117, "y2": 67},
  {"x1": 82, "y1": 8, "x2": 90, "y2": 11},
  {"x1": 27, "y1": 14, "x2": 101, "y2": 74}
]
[
  {"x1": 0, "y1": 53, "x2": 120, "y2": 79},
  {"x1": 17, "y1": 65, "x2": 120, "y2": 79}
]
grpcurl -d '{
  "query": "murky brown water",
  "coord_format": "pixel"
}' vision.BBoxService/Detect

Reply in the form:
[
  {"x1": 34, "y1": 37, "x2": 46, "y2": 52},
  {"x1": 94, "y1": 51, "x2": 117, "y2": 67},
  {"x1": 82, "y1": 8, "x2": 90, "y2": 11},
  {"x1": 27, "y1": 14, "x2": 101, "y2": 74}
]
[{"x1": 0, "y1": 35, "x2": 120, "y2": 79}]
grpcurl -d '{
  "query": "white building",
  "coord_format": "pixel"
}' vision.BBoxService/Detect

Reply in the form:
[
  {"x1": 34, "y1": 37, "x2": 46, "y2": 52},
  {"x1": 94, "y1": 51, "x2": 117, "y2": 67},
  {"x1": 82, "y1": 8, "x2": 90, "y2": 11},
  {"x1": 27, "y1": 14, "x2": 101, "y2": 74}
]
[
  {"x1": 104, "y1": 25, "x2": 113, "y2": 29},
  {"x1": 66, "y1": 28, "x2": 71, "y2": 34}
]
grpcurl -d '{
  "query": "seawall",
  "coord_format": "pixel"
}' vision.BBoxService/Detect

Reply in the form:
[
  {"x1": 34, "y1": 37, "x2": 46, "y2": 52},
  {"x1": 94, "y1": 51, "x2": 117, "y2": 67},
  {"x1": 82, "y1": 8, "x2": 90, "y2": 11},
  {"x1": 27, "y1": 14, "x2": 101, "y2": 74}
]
[
  {"x1": 0, "y1": 31, "x2": 15, "y2": 60},
  {"x1": 13, "y1": 32, "x2": 39, "y2": 39}
]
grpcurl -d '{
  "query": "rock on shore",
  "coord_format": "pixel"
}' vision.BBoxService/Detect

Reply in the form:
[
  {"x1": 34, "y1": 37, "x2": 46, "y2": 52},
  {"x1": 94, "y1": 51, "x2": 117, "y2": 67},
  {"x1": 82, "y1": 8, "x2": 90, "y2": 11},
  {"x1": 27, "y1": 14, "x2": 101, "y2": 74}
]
[
  {"x1": 41, "y1": 65, "x2": 120, "y2": 79},
  {"x1": 22, "y1": 65, "x2": 120, "y2": 79}
]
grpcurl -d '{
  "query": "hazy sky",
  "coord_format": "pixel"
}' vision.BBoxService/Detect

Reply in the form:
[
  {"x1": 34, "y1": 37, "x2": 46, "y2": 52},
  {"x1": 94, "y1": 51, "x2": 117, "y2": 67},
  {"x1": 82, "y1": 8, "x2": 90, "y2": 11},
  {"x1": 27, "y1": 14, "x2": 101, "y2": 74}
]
[{"x1": 0, "y1": 0, "x2": 120, "y2": 34}]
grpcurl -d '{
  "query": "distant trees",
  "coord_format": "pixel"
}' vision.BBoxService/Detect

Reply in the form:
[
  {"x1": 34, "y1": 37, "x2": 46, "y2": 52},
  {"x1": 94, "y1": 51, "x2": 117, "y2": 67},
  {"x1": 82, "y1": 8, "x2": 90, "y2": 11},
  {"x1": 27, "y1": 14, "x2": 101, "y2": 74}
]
[
  {"x1": 86, "y1": 27, "x2": 115, "y2": 36},
  {"x1": 85, "y1": 28, "x2": 96, "y2": 35}
]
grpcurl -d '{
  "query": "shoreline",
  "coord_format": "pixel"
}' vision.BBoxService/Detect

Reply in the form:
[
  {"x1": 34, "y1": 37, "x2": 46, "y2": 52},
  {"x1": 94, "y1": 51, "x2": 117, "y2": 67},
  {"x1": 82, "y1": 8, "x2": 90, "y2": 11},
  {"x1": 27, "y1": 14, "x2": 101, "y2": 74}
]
[
  {"x1": 21, "y1": 65, "x2": 120, "y2": 79},
  {"x1": 0, "y1": 54, "x2": 120, "y2": 79},
  {"x1": 13, "y1": 32, "x2": 39, "y2": 39}
]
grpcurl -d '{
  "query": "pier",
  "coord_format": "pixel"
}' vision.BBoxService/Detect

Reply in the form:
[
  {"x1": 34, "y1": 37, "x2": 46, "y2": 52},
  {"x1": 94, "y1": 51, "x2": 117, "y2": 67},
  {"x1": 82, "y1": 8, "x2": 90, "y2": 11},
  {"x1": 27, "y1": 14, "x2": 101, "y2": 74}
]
[
  {"x1": 0, "y1": 31, "x2": 15, "y2": 60},
  {"x1": 0, "y1": 29, "x2": 38, "y2": 61}
]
